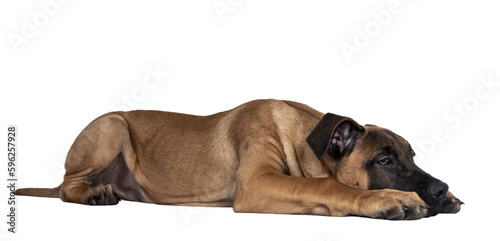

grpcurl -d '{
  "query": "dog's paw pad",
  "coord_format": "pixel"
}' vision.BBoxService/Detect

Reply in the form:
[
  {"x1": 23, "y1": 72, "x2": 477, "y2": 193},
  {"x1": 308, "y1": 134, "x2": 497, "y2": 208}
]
[{"x1": 84, "y1": 184, "x2": 120, "y2": 206}]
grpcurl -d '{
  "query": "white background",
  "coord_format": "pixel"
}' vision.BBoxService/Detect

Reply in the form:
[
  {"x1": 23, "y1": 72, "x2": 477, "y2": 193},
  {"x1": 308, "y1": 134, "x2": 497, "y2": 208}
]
[{"x1": 1, "y1": 1, "x2": 499, "y2": 240}]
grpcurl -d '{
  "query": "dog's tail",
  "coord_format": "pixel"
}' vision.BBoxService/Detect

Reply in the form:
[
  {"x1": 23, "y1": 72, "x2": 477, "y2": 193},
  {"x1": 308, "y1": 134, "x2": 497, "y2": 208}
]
[{"x1": 16, "y1": 184, "x2": 62, "y2": 198}]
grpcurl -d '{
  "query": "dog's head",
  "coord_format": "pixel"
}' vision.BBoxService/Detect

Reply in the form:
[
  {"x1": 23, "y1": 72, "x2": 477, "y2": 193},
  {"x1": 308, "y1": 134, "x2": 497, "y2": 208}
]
[{"x1": 307, "y1": 113, "x2": 449, "y2": 216}]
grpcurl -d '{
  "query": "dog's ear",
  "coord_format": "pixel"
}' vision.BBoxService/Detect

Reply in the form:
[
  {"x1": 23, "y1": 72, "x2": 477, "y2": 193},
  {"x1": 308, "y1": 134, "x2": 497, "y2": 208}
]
[{"x1": 306, "y1": 113, "x2": 364, "y2": 160}]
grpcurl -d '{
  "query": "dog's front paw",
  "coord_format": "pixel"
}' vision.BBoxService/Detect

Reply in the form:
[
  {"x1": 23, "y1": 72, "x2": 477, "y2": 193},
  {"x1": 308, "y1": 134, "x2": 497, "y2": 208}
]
[
  {"x1": 440, "y1": 191, "x2": 463, "y2": 214},
  {"x1": 359, "y1": 189, "x2": 429, "y2": 220}
]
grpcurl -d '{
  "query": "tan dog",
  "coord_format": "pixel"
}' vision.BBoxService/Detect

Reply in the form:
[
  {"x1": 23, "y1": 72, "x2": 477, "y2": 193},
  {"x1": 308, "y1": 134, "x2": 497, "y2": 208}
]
[{"x1": 17, "y1": 99, "x2": 462, "y2": 220}]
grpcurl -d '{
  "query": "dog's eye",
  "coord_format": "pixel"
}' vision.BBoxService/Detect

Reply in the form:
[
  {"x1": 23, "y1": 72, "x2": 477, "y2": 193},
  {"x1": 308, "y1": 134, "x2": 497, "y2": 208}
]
[{"x1": 377, "y1": 158, "x2": 392, "y2": 165}]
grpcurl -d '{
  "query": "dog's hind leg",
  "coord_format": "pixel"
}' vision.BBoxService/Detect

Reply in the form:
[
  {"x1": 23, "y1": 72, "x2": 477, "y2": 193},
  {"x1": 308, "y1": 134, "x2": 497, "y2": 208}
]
[{"x1": 59, "y1": 113, "x2": 135, "y2": 205}]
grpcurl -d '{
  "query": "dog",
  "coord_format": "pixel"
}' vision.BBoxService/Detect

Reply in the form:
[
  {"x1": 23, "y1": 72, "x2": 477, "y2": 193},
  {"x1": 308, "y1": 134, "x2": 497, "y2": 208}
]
[{"x1": 17, "y1": 99, "x2": 462, "y2": 220}]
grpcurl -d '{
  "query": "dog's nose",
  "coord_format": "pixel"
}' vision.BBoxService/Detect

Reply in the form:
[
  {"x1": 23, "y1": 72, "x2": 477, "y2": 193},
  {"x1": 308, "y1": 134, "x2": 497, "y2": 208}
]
[{"x1": 428, "y1": 181, "x2": 448, "y2": 200}]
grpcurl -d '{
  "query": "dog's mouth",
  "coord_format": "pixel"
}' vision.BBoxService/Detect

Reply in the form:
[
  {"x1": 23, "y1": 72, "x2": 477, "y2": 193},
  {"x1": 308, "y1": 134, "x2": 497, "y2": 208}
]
[{"x1": 419, "y1": 193, "x2": 446, "y2": 217}]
